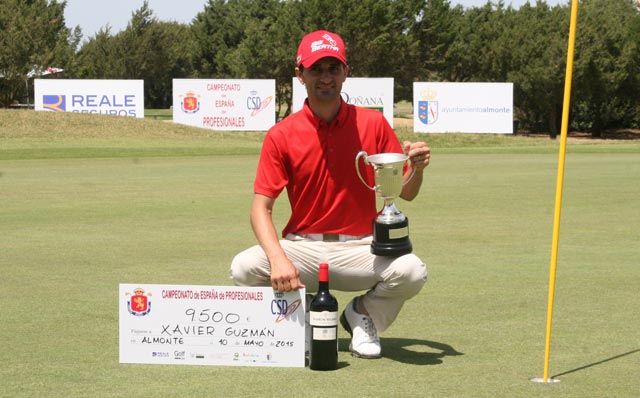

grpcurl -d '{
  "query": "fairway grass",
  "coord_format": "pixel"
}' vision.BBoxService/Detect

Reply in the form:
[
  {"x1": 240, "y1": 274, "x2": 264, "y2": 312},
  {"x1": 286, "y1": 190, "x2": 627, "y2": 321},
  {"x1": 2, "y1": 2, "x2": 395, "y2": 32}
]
[{"x1": 1, "y1": 111, "x2": 639, "y2": 397}]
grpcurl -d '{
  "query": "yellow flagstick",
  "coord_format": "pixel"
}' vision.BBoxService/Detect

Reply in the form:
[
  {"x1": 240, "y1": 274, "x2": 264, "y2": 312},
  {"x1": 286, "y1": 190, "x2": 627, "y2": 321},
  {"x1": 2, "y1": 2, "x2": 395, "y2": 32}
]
[{"x1": 530, "y1": 0, "x2": 579, "y2": 384}]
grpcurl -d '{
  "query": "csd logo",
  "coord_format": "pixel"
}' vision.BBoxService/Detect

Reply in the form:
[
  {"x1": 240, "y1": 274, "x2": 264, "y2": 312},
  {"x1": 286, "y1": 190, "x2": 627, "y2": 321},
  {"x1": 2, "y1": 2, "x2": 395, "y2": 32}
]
[{"x1": 271, "y1": 299, "x2": 288, "y2": 315}]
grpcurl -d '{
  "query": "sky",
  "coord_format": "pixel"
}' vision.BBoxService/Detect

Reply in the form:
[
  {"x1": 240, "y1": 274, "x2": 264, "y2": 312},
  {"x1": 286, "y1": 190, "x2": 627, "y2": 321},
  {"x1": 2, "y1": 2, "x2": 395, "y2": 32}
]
[{"x1": 64, "y1": 0, "x2": 569, "y2": 39}]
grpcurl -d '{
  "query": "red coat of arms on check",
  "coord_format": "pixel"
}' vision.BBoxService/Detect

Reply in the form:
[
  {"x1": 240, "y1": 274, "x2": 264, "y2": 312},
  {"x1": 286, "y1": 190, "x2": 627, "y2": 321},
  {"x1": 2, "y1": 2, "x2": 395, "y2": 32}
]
[{"x1": 126, "y1": 288, "x2": 152, "y2": 316}]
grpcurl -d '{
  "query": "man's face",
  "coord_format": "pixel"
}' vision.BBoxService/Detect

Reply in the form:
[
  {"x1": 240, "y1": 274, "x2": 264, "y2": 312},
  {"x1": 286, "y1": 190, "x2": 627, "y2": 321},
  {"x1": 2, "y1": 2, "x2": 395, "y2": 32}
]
[{"x1": 296, "y1": 57, "x2": 349, "y2": 103}]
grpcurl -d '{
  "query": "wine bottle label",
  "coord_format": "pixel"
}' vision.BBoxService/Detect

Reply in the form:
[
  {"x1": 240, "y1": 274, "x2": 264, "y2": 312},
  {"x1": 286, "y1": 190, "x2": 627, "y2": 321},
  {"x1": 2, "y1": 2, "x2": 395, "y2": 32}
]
[
  {"x1": 309, "y1": 311, "x2": 338, "y2": 327},
  {"x1": 312, "y1": 326, "x2": 337, "y2": 340}
]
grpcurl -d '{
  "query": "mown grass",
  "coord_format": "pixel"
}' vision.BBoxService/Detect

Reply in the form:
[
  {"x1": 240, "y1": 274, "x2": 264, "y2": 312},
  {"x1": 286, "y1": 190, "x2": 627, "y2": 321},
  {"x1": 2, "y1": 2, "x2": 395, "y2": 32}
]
[
  {"x1": 1, "y1": 110, "x2": 639, "y2": 398},
  {"x1": 2, "y1": 110, "x2": 638, "y2": 161}
]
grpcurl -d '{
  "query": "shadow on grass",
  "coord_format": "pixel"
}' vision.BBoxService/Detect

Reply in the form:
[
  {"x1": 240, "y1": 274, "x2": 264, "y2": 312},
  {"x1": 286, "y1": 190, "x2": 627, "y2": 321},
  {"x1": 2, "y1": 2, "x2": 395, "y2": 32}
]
[
  {"x1": 304, "y1": 357, "x2": 352, "y2": 370},
  {"x1": 552, "y1": 348, "x2": 640, "y2": 378},
  {"x1": 339, "y1": 338, "x2": 463, "y2": 365}
]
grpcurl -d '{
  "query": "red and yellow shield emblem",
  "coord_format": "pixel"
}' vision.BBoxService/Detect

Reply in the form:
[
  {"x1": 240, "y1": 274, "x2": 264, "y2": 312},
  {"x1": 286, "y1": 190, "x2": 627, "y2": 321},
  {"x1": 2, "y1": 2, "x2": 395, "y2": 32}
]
[
  {"x1": 181, "y1": 91, "x2": 200, "y2": 114},
  {"x1": 127, "y1": 288, "x2": 152, "y2": 316}
]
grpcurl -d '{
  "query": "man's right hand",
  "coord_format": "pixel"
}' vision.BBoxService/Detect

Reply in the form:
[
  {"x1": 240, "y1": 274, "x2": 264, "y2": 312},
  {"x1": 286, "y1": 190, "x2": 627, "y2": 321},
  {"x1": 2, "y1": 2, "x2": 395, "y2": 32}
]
[
  {"x1": 270, "y1": 257, "x2": 305, "y2": 292},
  {"x1": 250, "y1": 194, "x2": 305, "y2": 292}
]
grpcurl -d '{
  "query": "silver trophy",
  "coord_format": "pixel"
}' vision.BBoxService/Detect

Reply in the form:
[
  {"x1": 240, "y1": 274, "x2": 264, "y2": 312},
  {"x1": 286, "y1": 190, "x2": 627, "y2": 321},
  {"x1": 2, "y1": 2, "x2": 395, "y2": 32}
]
[{"x1": 356, "y1": 151, "x2": 414, "y2": 256}]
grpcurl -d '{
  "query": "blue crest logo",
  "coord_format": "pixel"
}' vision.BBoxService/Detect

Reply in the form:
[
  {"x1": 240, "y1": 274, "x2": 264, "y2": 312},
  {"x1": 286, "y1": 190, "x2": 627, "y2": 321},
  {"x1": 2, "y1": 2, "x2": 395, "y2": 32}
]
[{"x1": 418, "y1": 100, "x2": 438, "y2": 125}]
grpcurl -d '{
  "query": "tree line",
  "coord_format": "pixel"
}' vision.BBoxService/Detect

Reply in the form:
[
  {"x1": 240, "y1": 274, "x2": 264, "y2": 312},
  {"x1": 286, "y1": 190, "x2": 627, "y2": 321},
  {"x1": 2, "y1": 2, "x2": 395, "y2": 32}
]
[{"x1": 1, "y1": 0, "x2": 639, "y2": 136}]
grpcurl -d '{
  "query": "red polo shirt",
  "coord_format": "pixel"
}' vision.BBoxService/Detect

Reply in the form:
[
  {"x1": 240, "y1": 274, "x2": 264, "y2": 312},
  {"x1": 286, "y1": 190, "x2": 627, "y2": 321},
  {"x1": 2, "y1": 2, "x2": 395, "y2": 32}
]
[{"x1": 254, "y1": 99, "x2": 403, "y2": 237}]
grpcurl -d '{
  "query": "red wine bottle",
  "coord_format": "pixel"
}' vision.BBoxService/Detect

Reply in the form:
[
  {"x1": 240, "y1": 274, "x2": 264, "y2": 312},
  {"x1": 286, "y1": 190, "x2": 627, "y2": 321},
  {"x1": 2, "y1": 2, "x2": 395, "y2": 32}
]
[{"x1": 309, "y1": 263, "x2": 338, "y2": 371}]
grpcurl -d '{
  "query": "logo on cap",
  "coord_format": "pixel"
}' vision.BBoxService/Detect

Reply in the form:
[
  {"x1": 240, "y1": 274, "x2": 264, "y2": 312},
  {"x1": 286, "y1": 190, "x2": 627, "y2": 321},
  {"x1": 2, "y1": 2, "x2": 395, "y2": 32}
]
[{"x1": 311, "y1": 34, "x2": 339, "y2": 54}]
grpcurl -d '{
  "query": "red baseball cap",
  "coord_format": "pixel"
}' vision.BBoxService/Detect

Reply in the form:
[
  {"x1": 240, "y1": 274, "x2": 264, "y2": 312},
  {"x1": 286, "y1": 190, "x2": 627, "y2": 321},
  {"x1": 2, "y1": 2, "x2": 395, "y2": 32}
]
[{"x1": 296, "y1": 30, "x2": 347, "y2": 68}]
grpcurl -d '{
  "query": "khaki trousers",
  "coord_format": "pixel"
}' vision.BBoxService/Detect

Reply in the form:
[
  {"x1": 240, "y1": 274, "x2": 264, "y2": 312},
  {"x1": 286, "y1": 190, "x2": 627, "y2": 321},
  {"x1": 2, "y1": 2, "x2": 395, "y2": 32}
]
[{"x1": 230, "y1": 234, "x2": 427, "y2": 332}]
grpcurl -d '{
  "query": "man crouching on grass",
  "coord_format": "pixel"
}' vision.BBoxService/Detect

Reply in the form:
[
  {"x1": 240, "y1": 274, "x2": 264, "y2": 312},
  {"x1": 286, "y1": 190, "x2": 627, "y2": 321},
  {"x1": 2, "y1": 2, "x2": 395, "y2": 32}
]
[{"x1": 230, "y1": 30, "x2": 430, "y2": 359}]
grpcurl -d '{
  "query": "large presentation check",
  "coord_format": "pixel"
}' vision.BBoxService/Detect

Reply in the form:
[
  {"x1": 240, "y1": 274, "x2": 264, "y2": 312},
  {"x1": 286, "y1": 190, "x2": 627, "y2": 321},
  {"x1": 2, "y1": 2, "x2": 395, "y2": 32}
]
[{"x1": 119, "y1": 284, "x2": 306, "y2": 367}]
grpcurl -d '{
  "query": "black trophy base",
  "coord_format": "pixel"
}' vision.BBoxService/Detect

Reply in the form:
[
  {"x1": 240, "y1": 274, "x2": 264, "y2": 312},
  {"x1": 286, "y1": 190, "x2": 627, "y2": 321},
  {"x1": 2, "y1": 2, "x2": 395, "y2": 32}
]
[{"x1": 371, "y1": 217, "x2": 412, "y2": 257}]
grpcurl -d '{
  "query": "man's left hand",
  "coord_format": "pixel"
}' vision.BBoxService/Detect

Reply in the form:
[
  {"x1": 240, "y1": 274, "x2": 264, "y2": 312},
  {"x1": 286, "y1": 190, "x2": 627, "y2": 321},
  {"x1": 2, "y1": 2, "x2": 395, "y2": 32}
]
[{"x1": 403, "y1": 141, "x2": 431, "y2": 171}]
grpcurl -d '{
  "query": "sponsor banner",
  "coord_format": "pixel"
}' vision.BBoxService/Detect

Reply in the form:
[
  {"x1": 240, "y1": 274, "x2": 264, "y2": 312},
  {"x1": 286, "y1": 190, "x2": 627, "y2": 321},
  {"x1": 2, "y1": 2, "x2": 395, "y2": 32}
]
[
  {"x1": 173, "y1": 79, "x2": 275, "y2": 131},
  {"x1": 119, "y1": 284, "x2": 305, "y2": 367},
  {"x1": 34, "y1": 79, "x2": 144, "y2": 118},
  {"x1": 413, "y1": 82, "x2": 513, "y2": 134},
  {"x1": 293, "y1": 77, "x2": 394, "y2": 127}
]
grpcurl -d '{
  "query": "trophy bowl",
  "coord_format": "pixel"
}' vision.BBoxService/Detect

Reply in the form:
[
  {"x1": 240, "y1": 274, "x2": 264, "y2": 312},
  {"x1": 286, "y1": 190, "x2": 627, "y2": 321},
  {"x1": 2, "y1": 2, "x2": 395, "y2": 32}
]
[{"x1": 356, "y1": 151, "x2": 413, "y2": 257}]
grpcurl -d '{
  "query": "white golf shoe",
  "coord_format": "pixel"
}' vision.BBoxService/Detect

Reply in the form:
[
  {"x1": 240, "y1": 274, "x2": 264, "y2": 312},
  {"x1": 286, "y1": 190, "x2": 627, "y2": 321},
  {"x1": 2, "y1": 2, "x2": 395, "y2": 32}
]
[{"x1": 340, "y1": 297, "x2": 381, "y2": 359}]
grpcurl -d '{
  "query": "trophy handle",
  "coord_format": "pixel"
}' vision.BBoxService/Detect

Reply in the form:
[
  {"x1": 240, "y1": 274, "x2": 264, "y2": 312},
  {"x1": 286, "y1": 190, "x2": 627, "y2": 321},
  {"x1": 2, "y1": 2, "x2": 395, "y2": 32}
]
[
  {"x1": 355, "y1": 151, "x2": 375, "y2": 190},
  {"x1": 403, "y1": 165, "x2": 416, "y2": 186}
]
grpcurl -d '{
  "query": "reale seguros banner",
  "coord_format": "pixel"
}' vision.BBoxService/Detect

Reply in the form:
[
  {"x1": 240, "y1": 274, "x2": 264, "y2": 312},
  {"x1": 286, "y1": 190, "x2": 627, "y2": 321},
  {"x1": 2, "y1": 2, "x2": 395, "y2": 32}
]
[{"x1": 34, "y1": 79, "x2": 144, "y2": 118}]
